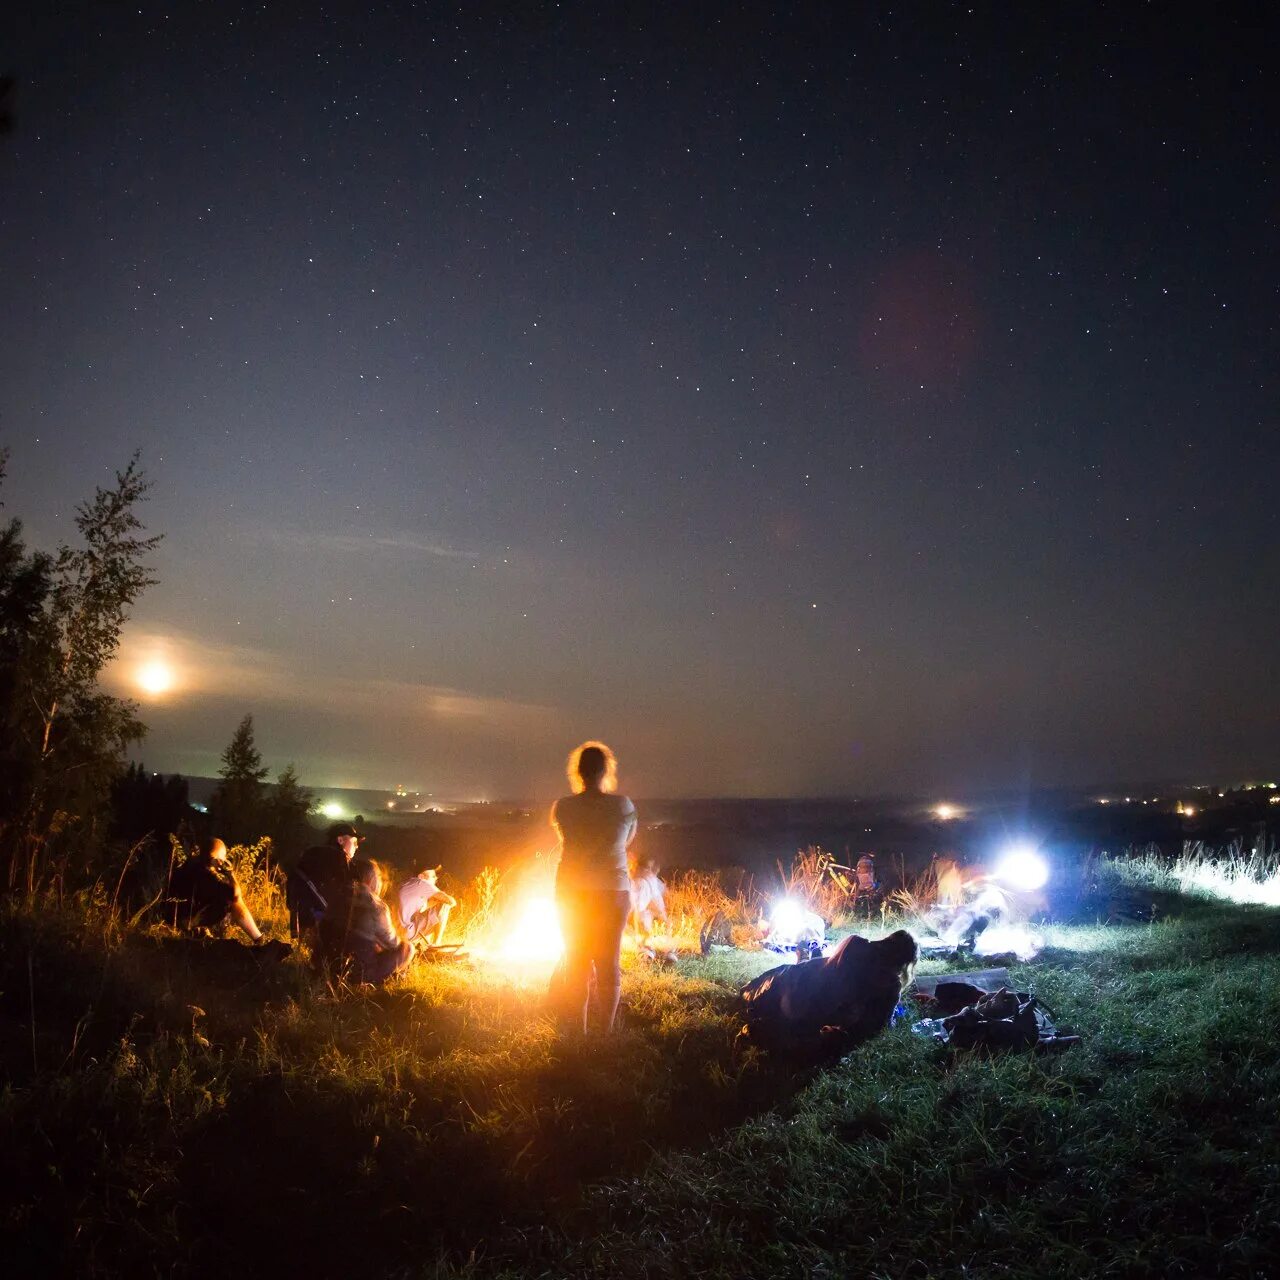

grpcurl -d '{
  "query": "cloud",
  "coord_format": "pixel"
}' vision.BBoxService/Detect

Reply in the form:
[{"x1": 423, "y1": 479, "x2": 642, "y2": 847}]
[
  {"x1": 247, "y1": 525, "x2": 479, "y2": 561},
  {"x1": 104, "y1": 627, "x2": 555, "y2": 731}
]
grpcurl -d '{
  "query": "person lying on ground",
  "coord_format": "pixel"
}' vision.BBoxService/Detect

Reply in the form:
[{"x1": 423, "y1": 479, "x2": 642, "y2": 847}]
[
  {"x1": 628, "y1": 853, "x2": 668, "y2": 948},
  {"x1": 738, "y1": 928, "x2": 918, "y2": 1058},
  {"x1": 167, "y1": 837, "x2": 264, "y2": 942},
  {"x1": 317, "y1": 857, "x2": 412, "y2": 985},
  {"x1": 397, "y1": 866, "x2": 456, "y2": 948},
  {"x1": 288, "y1": 821, "x2": 361, "y2": 938}
]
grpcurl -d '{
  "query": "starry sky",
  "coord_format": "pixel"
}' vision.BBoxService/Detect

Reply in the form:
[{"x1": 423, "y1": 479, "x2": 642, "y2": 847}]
[{"x1": 2, "y1": 3, "x2": 1276, "y2": 799}]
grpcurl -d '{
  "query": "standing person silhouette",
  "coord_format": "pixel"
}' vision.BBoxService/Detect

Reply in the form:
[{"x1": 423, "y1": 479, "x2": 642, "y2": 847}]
[{"x1": 550, "y1": 741, "x2": 637, "y2": 1035}]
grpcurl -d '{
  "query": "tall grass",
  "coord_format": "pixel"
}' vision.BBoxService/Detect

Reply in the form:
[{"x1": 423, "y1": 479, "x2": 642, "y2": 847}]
[
  {"x1": 8, "y1": 865, "x2": 1280, "y2": 1279},
  {"x1": 777, "y1": 845, "x2": 854, "y2": 922},
  {"x1": 1101, "y1": 840, "x2": 1280, "y2": 907},
  {"x1": 662, "y1": 868, "x2": 761, "y2": 949}
]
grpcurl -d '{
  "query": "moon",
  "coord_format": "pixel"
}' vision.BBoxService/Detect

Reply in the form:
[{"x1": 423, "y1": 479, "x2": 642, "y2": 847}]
[{"x1": 136, "y1": 660, "x2": 175, "y2": 696}]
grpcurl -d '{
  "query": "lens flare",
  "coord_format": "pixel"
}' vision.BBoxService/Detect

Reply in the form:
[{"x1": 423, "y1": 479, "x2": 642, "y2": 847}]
[
  {"x1": 770, "y1": 898, "x2": 805, "y2": 938},
  {"x1": 993, "y1": 845, "x2": 1049, "y2": 892}
]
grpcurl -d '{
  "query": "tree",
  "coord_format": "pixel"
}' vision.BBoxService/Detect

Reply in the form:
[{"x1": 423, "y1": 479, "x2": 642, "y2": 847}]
[
  {"x1": 0, "y1": 461, "x2": 53, "y2": 841},
  {"x1": 0, "y1": 450, "x2": 161, "y2": 891},
  {"x1": 266, "y1": 763, "x2": 314, "y2": 863},
  {"x1": 111, "y1": 762, "x2": 192, "y2": 851},
  {"x1": 209, "y1": 714, "x2": 269, "y2": 847}
]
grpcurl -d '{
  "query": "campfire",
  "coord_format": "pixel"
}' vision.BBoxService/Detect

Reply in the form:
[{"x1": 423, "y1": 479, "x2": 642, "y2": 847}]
[
  {"x1": 493, "y1": 895, "x2": 563, "y2": 964},
  {"x1": 459, "y1": 860, "x2": 566, "y2": 974}
]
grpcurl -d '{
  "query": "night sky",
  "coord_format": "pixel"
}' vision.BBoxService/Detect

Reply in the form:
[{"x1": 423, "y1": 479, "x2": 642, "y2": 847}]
[{"x1": 2, "y1": 3, "x2": 1276, "y2": 798}]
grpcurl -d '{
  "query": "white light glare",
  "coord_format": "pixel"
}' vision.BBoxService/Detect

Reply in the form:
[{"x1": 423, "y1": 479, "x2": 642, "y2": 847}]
[
  {"x1": 319, "y1": 801, "x2": 345, "y2": 819},
  {"x1": 993, "y1": 844, "x2": 1050, "y2": 892},
  {"x1": 771, "y1": 898, "x2": 805, "y2": 938}
]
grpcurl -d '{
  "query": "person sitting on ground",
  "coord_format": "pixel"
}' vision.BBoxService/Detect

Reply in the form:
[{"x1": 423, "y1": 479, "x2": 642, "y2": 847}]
[
  {"x1": 317, "y1": 857, "x2": 412, "y2": 985},
  {"x1": 288, "y1": 821, "x2": 361, "y2": 937},
  {"x1": 167, "y1": 836, "x2": 264, "y2": 942},
  {"x1": 738, "y1": 928, "x2": 918, "y2": 1058},
  {"x1": 628, "y1": 853, "x2": 668, "y2": 949},
  {"x1": 397, "y1": 866, "x2": 457, "y2": 948}
]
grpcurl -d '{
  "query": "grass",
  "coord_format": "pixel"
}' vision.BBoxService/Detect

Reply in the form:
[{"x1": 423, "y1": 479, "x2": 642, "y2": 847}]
[
  {"x1": 1100, "y1": 840, "x2": 1280, "y2": 908},
  {"x1": 3, "y1": 854, "x2": 1280, "y2": 1278}
]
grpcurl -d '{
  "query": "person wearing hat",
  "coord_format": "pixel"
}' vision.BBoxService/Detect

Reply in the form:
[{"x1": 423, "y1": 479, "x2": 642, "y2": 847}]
[
  {"x1": 287, "y1": 821, "x2": 362, "y2": 938},
  {"x1": 397, "y1": 865, "x2": 456, "y2": 948}
]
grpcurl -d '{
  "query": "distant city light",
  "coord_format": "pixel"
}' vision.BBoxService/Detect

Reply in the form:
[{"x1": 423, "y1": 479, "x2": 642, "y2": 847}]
[
  {"x1": 136, "y1": 659, "x2": 174, "y2": 696},
  {"x1": 934, "y1": 803, "x2": 959, "y2": 821},
  {"x1": 1097, "y1": 797, "x2": 1110, "y2": 805},
  {"x1": 319, "y1": 801, "x2": 345, "y2": 819},
  {"x1": 1177, "y1": 804, "x2": 1197, "y2": 817},
  {"x1": 993, "y1": 843, "x2": 1050, "y2": 893}
]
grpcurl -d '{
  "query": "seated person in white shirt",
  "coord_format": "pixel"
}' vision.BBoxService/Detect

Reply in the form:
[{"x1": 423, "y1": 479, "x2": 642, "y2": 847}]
[
  {"x1": 628, "y1": 853, "x2": 668, "y2": 947},
  {"x1": 397, "y1": 866, "x2": 456, "y2": 948}
]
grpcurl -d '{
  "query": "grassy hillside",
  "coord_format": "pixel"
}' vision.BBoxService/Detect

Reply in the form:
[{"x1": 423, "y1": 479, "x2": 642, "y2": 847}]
[{"x1": 3, "y1": 868, "x2": 1279, "y2": 1278}]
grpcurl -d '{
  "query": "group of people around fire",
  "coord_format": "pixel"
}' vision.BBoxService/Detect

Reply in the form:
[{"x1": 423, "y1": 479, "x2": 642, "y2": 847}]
[
  {"x1": 164, "y1": 740, "x2": 670, "y2": 1032},
  {"x1": 164, "y1": 819, "x2": 459, "y2": 986},
  {"x1": 165, "y1": 740, "x2": 940, "y2": 1047}
]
